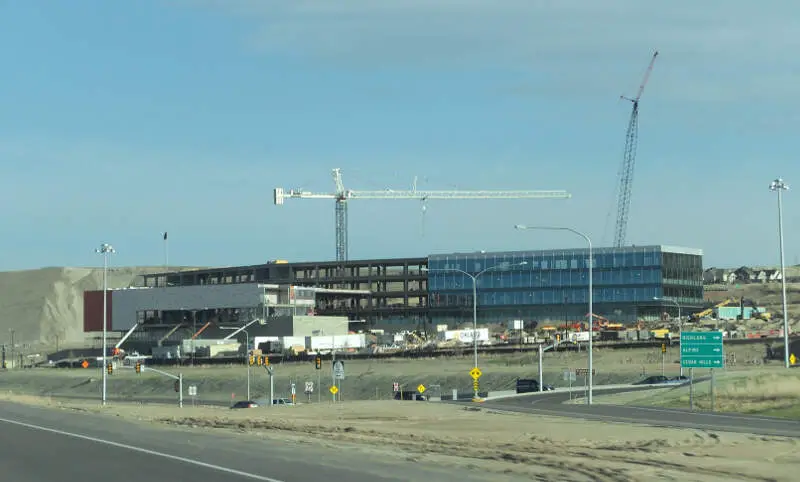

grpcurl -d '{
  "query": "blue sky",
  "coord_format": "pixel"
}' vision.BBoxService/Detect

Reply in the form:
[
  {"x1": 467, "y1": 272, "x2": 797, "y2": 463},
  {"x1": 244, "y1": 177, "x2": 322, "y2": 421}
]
[{"x1": 0, "y1": 0, "x2": 798, "y2": 270}]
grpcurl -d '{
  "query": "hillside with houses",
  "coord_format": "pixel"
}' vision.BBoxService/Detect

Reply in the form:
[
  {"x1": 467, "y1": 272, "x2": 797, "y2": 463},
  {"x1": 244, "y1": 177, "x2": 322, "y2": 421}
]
[
  {"x1": 695, "y1": 265, "x2": 800, "y2": 340},
  {"x1": 704, "y1": 266, "x2": 800, "y2": 285}
]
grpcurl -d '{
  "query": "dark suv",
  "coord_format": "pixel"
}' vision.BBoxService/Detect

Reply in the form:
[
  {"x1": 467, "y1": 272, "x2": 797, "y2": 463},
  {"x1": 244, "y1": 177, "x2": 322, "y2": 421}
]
[{"x1": 515, "y1": 378, "x2": 555, "y2": 393}]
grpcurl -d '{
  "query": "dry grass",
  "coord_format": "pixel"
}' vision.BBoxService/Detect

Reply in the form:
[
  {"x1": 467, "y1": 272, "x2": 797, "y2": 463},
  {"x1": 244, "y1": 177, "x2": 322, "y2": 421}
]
[
  {"x1": 594, "y1": 370, "x2": 800, "y2": 417},
  {"x1": 0, "y1": 342, "x2": 772, "y2": 403},
  {"x1": 2, "y1": 392, "x2": 798, "y2": 481}
]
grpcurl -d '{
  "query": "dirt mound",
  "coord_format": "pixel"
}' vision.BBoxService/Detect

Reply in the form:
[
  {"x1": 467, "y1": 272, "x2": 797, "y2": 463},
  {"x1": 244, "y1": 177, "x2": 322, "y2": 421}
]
[{"x1": 0, "y1": 267, "x2": 193, "y2": 347}]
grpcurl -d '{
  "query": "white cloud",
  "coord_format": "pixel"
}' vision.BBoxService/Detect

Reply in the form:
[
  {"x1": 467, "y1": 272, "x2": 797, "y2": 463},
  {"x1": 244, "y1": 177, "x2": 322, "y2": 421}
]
[{"x1": 178, "y1": 0, "x2": 800, "y2": 103}]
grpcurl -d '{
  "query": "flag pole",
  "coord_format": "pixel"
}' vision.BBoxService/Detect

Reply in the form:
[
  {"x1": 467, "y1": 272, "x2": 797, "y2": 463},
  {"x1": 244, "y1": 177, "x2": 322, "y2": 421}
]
[{"x1": 162, "y1": 232, "x2": 169, "y2": 277}]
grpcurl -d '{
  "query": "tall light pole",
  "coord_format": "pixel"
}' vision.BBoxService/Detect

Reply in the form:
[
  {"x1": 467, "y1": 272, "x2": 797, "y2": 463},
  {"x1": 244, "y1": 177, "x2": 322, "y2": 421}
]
[
  {"x1": 515, "y1": 225, "x2": 594, "y2": 405},
  {"x1": 654, "y1": 296, "x2": 683, "y2": 376},
  {"x1": 221, "y1": 327, "x2": 251, "y2": 400},
  {"x1": 95, "y1": 243, "x2": 115, "y2": 406},
  {"x1": 423, "y1": 261, "x2": 527, "y2": 400},
  {"x1": 770, "y1": 178, "x2": 791, "y2": 369}
]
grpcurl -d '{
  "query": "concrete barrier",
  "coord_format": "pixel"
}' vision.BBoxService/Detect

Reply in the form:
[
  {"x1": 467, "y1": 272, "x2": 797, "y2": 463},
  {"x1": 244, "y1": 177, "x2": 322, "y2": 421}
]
[{"x1": 483, "y1": 384, "x2": 641, "y2": 401}]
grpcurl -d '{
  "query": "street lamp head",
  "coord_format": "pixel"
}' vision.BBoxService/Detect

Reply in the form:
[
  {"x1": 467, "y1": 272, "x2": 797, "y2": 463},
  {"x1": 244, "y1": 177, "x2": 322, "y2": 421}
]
[
  {"x1": 95, "y1": 243, "x2": 116, "y2": 254},
  {"x1": 770, "y1": 178, "x2": 789, "y2": 191},
  {"x1": 514, "y1": 224, "x2": 527, "y2": 230}
]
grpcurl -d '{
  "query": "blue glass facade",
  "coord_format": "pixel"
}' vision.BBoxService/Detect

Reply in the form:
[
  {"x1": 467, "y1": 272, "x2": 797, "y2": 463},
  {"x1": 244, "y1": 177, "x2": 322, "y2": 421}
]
[{"x1": 427, "y1": 245, "x2": 703, "y2": 325}]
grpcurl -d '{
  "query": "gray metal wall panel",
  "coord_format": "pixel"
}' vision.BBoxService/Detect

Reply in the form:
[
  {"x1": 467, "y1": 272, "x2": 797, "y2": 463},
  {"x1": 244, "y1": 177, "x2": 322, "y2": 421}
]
[{"x1": 110, "y1": 284, "x2": 264, "y2": 331}]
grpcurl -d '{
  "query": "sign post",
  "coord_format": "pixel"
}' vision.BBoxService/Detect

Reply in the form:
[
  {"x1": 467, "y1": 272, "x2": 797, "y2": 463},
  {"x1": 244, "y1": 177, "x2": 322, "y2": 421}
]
[
  {"x1": 305, "y1": 381, "x2": 314, "y2": 403},
  {"x1": 563, "y1": 369, "x2": 576, "y2": 400},
  {"x1": 333, "y1": 360, "x2": 345, "y2": 402},
  {"x1": 188, "y1": 384, "x2": 198, "y2": 406},
  {"x1": 575, "y1": 368, "x2": 595, "y2": 403},
  {"x1": 469, "y1": 367, "x2": 482, "y2": 401},
  {"x1": 538, "y1": 344, "x2": 544, "y2": 392},
  {"x1": 681, "y1": 331, "x2": 724, "y2": 411},
  {"x1": 265, "y1": 365, "x2": 275, "y2": 408}
]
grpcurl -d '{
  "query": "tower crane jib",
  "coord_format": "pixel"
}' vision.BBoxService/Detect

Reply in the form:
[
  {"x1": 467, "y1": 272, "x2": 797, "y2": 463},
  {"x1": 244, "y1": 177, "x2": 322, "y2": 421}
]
[{"x1": 275, "y1": 169, "x2": 572, "y2": 262}]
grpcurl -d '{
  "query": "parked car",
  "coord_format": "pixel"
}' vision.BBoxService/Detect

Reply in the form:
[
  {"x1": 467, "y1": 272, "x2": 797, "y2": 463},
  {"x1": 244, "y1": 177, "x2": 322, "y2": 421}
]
[
  {"x1": 394, "y1": 390, "x2": 426, "y2": 401},
  {"x1": 231, "y1": 400, "x2": 258, "y2": 409},
  {"x1": 515, "y1": 378, "x2": 555, "y2": 394}
]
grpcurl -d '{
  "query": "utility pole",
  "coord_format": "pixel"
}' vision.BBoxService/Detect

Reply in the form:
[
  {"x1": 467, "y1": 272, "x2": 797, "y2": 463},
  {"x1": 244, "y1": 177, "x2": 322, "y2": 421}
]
[
  {"x1": 770, "y1": 178, "x2": 791, "y2": 368},
  {"x1": 95, "y1": 243, "x2": 116, "y2": 406},
  {"x1": 9, "y1": 329, "x2": 14, "y2": 370}
]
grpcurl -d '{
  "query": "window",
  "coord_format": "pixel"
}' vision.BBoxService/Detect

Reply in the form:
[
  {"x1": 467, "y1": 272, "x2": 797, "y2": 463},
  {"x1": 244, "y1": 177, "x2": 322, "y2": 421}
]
[{"x1": 554, "y1": 259, "x2": 568, "y2": 270}]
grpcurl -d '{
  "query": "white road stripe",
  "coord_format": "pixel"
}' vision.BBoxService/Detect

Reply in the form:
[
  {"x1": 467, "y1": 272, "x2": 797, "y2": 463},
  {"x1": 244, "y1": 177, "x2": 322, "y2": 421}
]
[{"x1": 0, "y1": 416, "x2": 286, "y2": 482}]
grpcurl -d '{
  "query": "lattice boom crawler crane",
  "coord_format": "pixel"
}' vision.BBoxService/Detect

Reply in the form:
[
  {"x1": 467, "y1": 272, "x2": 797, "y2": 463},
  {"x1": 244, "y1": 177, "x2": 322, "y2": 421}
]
[{"x1": 274, "y1": 168, "x2": 573, "y2": 262}]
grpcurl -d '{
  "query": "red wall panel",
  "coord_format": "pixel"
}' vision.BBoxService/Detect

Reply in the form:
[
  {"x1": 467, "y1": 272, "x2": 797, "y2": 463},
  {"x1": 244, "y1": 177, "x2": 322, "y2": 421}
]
[{"x1": 83, "y1": 290, "x2": 113, "y2": 332}]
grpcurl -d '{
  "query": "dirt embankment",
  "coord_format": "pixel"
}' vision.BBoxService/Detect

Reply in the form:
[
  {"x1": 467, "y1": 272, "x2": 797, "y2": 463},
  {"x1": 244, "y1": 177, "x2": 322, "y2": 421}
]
[{"x1": 0, "y1": 266, "x2": 194, "y2": 347}]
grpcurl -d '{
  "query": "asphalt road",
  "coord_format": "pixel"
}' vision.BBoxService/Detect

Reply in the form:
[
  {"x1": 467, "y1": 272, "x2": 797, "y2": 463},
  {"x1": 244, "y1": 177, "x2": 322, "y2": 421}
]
[
  {"x1": 0, "y1": 401, "x2": 503, "y2": 482},
  {"x1": 483, "y1": 384, "x2": 800, "y2": 438}
]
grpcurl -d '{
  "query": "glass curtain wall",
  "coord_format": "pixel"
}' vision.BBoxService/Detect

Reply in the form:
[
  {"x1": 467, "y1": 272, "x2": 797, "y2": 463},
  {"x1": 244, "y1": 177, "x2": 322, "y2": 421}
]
[{"x1": 428, "y1": 246, "x2": 702, "y2": 325}]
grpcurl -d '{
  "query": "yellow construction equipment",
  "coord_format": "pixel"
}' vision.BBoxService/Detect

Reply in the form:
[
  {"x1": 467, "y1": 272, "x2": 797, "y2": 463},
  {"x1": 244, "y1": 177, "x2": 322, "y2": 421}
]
[{"x1": 688, "y1": 298, "x2": 736, "y2": 322}]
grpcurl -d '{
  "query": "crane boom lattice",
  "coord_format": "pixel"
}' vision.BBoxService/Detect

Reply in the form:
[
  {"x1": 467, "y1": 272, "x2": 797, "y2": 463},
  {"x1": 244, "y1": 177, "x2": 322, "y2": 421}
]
[
  {"x1": 614, "y1": 50, "x2": 658, "y2": 248},
  {"x1": 275, "y1": 168, "x2": 572, "y2": 262}
]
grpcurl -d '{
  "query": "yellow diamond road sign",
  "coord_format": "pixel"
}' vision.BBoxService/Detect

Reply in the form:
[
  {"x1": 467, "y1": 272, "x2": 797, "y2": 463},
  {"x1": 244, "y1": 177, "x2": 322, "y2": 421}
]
[
  {"x1": 329, "y1": 385, "x2": 339, "y2": 395},
  {"x1": 417, "y1": 384, "x2": 426, "y2": 393},
  {"x1": 791, "y1": 353, "x2": 797, "y2": 366},
  {"x1": 469, "y1": 367, "x2": 482, "y2": 380}
]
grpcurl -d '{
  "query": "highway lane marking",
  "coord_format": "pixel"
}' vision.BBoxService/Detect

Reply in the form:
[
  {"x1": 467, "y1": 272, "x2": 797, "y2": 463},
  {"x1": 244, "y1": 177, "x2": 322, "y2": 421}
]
[{"x1": 0, "y1": 416, "x2": 286, "y2": 482}]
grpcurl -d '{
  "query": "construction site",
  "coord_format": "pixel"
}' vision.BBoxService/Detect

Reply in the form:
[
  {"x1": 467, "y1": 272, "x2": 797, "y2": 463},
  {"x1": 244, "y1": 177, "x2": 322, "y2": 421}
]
[{"x1": 2, "y1": 49, "x2": 796, "y2": 370}]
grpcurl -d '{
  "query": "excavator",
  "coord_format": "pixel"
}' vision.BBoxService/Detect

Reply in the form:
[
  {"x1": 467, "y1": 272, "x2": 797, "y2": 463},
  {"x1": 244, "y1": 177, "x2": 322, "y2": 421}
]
[
  {"x1": 688, "y1": 298, "x2": 736, "y2": 323},
  {"x1": 739, "y1": 298, "x2": 772, "y2": 321},
  {"x1": 688, "y1": 297, "x2": 772, "y2": 323}
]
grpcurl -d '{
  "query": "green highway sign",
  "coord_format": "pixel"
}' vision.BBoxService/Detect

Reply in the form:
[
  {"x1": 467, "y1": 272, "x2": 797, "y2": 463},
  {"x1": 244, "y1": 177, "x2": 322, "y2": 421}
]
[{"x1": 681, "y1": 331, "x2": 724, "y2": 368}]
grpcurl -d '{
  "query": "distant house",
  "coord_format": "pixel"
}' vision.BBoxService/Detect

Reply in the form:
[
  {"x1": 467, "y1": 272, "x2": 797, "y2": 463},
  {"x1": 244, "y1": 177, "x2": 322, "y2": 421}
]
[
  {"x1": 703, "y1": 268, "x2": 725, "y2": 284},
  {"x1": 703, "y1": 265, "x2": 795, "y2": 286},
  {"x1": 733, "y1": 266, "x2": 755, "y2": 284}
]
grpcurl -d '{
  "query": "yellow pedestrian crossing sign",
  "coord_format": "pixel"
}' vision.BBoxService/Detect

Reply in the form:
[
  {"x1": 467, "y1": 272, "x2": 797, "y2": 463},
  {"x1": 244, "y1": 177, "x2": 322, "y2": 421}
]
[
  {"x1": 417, "y1": 384, "x2": 426, "y2": 394},
  {"x1": 791, "y1": 353, "x2": 797, "y2": 365},
  {"x1": 329, "y1": 385, "x2": 339, "y2": 395},
  {"x1": 469, "y1": 367, "x2": 482, "y2": 380}
]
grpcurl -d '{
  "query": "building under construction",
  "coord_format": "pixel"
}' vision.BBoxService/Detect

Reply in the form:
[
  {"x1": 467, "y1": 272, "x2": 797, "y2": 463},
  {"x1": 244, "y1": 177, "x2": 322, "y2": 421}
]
[{"x1": 84, "y1": 246, "x2": 703, "y2": 345}]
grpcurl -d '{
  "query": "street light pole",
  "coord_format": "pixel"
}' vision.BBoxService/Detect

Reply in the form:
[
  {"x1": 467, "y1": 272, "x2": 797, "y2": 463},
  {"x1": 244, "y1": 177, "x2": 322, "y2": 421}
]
[
  {"x1": 423, "y1": 261, "x2": 527, "y2": 400},
  {"x1": 654, "y1": 296, "x2": 682, "y2": 376},
  {"x1": 221, "y1": 327, "x2": 251, "y2": 400},
  {"x1": 515, "y1": 225, "x2": 593, "y2": 405},
  {"x1": 95, "y1": 243, "x2": 115, "y2": 406},
  {"x1": 770, "y1": 178, "x2": 791, "y2": 368},
  {"x1": 245, "y1": 330, "x2": 251, "y2": 401}
]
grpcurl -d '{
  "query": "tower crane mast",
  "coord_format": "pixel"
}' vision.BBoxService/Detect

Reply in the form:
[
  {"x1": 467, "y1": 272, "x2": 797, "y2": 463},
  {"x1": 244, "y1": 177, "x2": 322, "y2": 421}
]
[
  {"x1": 275, "y1": 168, "x2": 572, "y2": 262},
  {"x1": 614, "y1": 50, "x2": 659, "y2": 248}
]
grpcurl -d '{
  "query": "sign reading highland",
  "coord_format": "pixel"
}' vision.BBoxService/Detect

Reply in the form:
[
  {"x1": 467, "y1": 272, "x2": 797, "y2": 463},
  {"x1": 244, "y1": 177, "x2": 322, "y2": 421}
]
[{"x1": 681, "y1": 331, "x2": 724, "y2": 368}]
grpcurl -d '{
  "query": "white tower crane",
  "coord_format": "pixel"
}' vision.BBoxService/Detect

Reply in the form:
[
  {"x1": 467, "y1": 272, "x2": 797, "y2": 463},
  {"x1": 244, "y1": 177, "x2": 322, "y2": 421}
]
[{"x1": 274, "y1": 168, "x2": 572, "y2": 262}]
